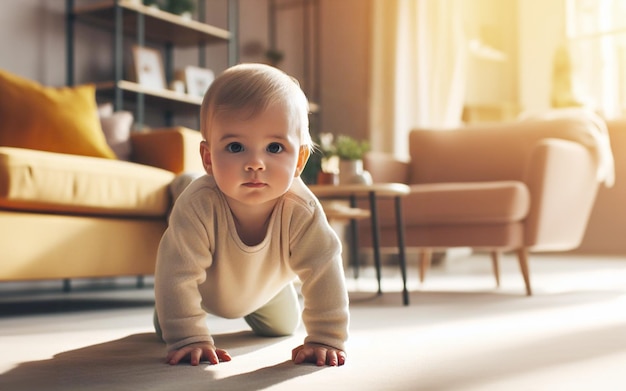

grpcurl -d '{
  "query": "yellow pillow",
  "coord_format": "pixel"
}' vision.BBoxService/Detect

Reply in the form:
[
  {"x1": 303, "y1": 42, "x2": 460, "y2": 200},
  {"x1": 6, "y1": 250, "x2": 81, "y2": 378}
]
[{"x1": 0, "y1": 69, "x2": 116, "y2": 159}]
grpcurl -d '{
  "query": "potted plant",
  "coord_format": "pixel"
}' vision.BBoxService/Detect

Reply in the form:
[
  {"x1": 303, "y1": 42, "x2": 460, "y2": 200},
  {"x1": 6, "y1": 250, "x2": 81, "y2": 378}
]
[
  {"x1": 320, "y1": 134, "x2": 372, "y2": 184},
  {"x1": 165, "y1": 0, "x2": 195, "y2": 19},
  {"x1": 333, "y1": 134, "x2": 370, "y2": 161},
  {"x1": 142, "y1": 0, "x2": 162, "y2": 9}
]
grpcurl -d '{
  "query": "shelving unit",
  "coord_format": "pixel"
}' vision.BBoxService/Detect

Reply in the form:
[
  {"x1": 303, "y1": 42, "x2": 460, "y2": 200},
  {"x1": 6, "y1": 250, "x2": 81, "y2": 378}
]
[{"x1": 66, "y1": 0, "x2": 238, "y2": 128}]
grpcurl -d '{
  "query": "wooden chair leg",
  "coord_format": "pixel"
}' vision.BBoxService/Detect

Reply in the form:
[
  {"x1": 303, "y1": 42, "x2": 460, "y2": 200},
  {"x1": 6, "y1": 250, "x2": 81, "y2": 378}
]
[
  {"x1": 418, "y1": 249, "x2": 432, "y2": 283},
  {"x1": 490, "y1": 251, "x2": 501, "y2": 287},
  {"x1": 516, "y1": 248, "x2": 532, "y2": 296}
]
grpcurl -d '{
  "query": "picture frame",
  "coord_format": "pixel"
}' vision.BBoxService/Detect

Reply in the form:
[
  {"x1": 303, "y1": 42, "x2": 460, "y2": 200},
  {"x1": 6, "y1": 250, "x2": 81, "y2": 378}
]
[
  {"x1": 183, "y1": 66, "x2": 215, "y2": 97},
  {"x1": 132, "y1": 45, "x2": 165, "y2": 90}
]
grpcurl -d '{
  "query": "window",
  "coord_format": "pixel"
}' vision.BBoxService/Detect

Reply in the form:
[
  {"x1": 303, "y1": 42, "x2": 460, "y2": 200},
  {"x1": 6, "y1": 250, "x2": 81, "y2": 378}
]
[{"x1": 566, "y1": 0, "x2": 626, "y2": 118}]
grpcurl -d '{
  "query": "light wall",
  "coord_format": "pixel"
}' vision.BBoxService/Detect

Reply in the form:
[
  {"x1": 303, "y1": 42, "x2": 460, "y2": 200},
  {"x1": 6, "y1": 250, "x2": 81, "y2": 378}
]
[
  {"x1": 517, "y1": 0, "x2": 566, "y2": 113},
  {"x1": 235, "y1": 0, "x2": 371, "y2": 141},
  {"x1": 318, "y1": 0, "x2": 370, "y2": 140},
  {"x1": 0, "y1": 0, "x2": 68, "y2": 86},
  {"x1": 0, "y1": 0, "x2": 566, "y2": 140},
  {"x1": 464, "y1": 0, "x2": 518, "y2": 108}
]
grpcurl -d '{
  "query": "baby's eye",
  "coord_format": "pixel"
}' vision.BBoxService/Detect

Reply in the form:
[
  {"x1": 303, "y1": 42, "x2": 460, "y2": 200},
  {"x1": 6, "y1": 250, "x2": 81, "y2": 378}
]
[
  {"x1": 226, "y1": 142, "x2": 244, "y2": 153},
  {"x1": 267, "y1": 143, "x2": 284, "y2": 154}
]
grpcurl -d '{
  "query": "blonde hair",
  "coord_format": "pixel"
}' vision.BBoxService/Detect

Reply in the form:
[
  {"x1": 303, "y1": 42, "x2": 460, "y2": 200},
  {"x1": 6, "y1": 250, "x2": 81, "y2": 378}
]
[{"x1": 200, "y1": 63, "x2": 312, "y2": 152}]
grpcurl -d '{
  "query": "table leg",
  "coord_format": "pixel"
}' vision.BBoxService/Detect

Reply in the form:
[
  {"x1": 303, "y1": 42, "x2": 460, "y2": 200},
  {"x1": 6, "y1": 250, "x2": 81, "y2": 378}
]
[
  {"x1": 394, "y1": 196, "x2": 409, "y2": 305},
  {"x1": 349, "y1": 195, "x2": 359, "y2": 279},
  {"x1": 369, "y1": 191, "x2": 383, "y2": 295}
]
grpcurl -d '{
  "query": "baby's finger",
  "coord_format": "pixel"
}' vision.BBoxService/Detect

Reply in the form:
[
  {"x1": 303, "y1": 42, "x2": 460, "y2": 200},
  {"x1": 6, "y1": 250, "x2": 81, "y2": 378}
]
[
  {"x1": 326, "y1": 350, "x2": 338, "y2": 366},
  {"x1": 337, "y1": 350, "x2": 347, "y2": 366},
  {"x1": 291, "y1": 344, "x2": 304, "y2": 361},
  {"x1": 315, "y1": 346, "x2": 328, "y2": 366},
  {"x1": 293, "y1": 347, "x2": 309, "y2": 364},
  {"x1": 190, "y1": 348, "x2": 202, "y2": 366},
  {"x1": 216, "y1": 348, "x2": 232, "y2": 362},
  {"x1": 167, "y1": 349, "x2": 188, "y2": 365},
  {"x1": 205, "y1": 348, "x2": 220, "y2": 365}
]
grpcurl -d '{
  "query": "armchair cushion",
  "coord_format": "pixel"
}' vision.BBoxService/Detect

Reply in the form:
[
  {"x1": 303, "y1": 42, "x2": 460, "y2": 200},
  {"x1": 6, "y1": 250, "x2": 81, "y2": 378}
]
[
  {"x1": 0, "y1": 146, "x2": 174, "y2": 217},
  {"x1": 405, "y1": 181, "x2": 530, "y2": 225},
  {"x1": 360, "y1": 180, "x2": 529, "y2": 231},
  {"x1": 0, "y1": 69, "x2": 116, "y2": 159}
]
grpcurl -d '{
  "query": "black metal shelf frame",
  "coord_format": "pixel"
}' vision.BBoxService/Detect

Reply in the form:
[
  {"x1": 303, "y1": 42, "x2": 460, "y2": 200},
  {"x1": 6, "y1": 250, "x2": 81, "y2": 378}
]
[{"x1": 65, "y1": 0, "x2": 239, "y2": 128}]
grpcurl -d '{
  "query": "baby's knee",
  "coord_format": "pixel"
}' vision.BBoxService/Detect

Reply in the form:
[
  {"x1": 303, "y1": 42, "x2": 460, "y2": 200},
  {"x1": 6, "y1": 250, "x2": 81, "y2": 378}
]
[
  {"x1": 245, "y1": 283, "x2": 301, "y2": 337},
  {"x1": 266, "y1": 314, "x2": 300, "y2": 337},
  {"x1": 244, "y1": 312, "x2": 300, "y2": 337}
]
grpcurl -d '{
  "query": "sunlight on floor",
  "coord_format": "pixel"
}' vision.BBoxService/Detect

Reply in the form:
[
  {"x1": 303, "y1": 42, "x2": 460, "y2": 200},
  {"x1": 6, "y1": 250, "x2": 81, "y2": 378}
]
[
  {"x1": 345, "y1": 252, "x2": 626, "y2": 296},
  {"x1": 1, "y1": 253, "x2": 625, "y2": 390}
]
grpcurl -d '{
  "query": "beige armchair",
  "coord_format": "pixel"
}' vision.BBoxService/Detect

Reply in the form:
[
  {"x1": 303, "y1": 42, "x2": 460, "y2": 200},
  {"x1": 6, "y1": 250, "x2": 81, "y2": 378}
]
[{"x1": 361, "y1": 113, "x2": 612, "y2": 295}]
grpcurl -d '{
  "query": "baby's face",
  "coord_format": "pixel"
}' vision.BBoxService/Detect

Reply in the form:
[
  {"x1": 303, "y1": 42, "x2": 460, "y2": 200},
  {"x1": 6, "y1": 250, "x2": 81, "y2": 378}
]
[{"x1": 203, "y1": 102, "x2": 303, "y2": 209}]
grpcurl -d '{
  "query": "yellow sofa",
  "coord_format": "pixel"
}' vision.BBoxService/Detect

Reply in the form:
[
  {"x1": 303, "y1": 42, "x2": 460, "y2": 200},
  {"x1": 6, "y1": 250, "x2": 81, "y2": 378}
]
[
  {"x1": 0, "y1": 69, "x2": 206, "y2": 283},
  {"x1": 0, "y1": 127, "x2": 203, "y2": 282}
]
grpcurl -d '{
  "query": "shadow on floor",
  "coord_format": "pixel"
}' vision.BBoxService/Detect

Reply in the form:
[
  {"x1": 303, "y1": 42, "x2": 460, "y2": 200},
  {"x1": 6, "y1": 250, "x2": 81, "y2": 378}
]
[{"x1": 0, "y1": 332, "x2": 324, "y2": 391}]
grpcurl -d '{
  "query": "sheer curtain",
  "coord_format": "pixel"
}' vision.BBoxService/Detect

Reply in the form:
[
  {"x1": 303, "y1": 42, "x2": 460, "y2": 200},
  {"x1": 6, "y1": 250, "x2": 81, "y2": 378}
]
[
  {"x1": 566, "y1": 0, "x2": 626, "y2": 119},
  {"x1": 369, "y1": 0, "x2": 467, "y2": 158}
]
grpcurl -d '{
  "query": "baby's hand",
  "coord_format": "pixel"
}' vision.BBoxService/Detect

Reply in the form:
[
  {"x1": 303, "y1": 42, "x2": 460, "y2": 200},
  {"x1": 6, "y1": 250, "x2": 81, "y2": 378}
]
[
  {"x1": 292, "y1": 343, "x2": 346, "y2": 366},
  {"x1": 166, "y1": 342, "x2": 232, "y2": 366}
]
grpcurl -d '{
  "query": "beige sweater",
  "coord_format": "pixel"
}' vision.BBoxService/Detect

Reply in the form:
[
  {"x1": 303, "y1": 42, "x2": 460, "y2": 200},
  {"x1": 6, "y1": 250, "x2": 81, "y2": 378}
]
[{"x1": 155, "y1": 176, "x2": 349, "y2": 352}]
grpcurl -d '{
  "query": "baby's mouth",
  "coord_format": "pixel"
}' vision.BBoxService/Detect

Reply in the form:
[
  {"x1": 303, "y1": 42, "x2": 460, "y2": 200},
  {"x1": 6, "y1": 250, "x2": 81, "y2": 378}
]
[{"x1": 243, "y1": 181, "x2": 266, "y2": 188}]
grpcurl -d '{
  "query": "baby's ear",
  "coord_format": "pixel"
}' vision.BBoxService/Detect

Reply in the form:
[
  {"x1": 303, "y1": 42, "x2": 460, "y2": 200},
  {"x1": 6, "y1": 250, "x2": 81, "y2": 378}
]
[
  {"x1": 294, "y1": 146, "x2": 310, "y2": 177},
  {"x1": 200, "y1": 141, "x2": 213, "y2": 175}
]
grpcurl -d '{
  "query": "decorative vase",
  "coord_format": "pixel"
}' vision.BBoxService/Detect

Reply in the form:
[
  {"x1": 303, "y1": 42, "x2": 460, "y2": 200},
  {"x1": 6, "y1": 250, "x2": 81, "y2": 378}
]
[
  {"x1": 179, "y1": 11, "x2": 192, "y2": 20},
  {"x1": 338, "y1": 159, "x2": 372, "y2": 185}
]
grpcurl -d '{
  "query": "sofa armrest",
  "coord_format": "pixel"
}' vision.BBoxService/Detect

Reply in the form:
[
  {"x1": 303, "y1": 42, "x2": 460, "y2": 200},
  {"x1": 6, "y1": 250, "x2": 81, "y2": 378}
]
[
  {"x1": 523, "y1": 138, "x2": 599, "y2": 250},
  {"x1": 130, "y1": 127, "x2": 204, "y2": 174},
  {"x1": 363, "y1": 151, "x2": 410, "y2": 183}
]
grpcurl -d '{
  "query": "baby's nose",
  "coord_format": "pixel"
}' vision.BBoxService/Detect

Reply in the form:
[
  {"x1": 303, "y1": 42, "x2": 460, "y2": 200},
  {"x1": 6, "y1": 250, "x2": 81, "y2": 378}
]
[{"x1": 245, "y1": 155, "x2": 265, "y2": 171}]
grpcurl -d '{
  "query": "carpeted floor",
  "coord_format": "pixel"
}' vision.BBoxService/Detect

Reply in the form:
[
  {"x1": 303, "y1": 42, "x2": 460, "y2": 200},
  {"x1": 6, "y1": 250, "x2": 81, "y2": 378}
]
[{"x1": 1, "y1": 253, "x2": 626, "y2": 390}]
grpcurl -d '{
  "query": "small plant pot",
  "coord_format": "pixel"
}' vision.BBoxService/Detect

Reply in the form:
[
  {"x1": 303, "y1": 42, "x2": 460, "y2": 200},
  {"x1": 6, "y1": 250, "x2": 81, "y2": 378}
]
[{"x1": 338, "y1": 159, "x2": 372, "y2": 185}]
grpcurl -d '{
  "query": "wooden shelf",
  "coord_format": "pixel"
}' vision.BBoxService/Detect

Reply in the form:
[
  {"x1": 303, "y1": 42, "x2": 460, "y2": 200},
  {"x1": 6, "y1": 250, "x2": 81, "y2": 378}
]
[
  {"x1": 95, "y1": 80, "x2": 203, "y2": 114},
  {"x1": 73, "y1": 0, "x2": 230, "y2": 46},
  {"x1": 94, "y1": 81, "x2": 320, "y2": 116}
]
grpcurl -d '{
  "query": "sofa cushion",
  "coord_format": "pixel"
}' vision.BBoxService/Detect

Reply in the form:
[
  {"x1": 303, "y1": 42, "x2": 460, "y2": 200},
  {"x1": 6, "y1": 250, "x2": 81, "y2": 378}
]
[
  {"x1": 0, "y1": 147, "x2": 175, "y2": 217},
  {"x1": 130, "y1": 127, "x2": 204, "y2": 173},
  {"x1": 97, "y1": 102, "x2": 134, "y2": 161},
  {"x1": 0, "y1": 69, "x2": 116, "y2": 159},
  {"x1": 100, "y1": 110, "x2": 134, "y2": 161}
]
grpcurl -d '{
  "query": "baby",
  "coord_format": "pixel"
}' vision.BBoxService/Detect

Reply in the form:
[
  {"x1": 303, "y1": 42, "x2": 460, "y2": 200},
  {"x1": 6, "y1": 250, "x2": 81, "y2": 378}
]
[{"x1": 154, "y1": 63, "x2": 349, "y2": 367}]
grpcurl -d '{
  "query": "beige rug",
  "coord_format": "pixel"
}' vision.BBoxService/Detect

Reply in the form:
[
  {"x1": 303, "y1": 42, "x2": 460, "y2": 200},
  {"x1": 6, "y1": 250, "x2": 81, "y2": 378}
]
[{"x1": 1, "y1": 253, "x2": 626, "y2": 390}]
